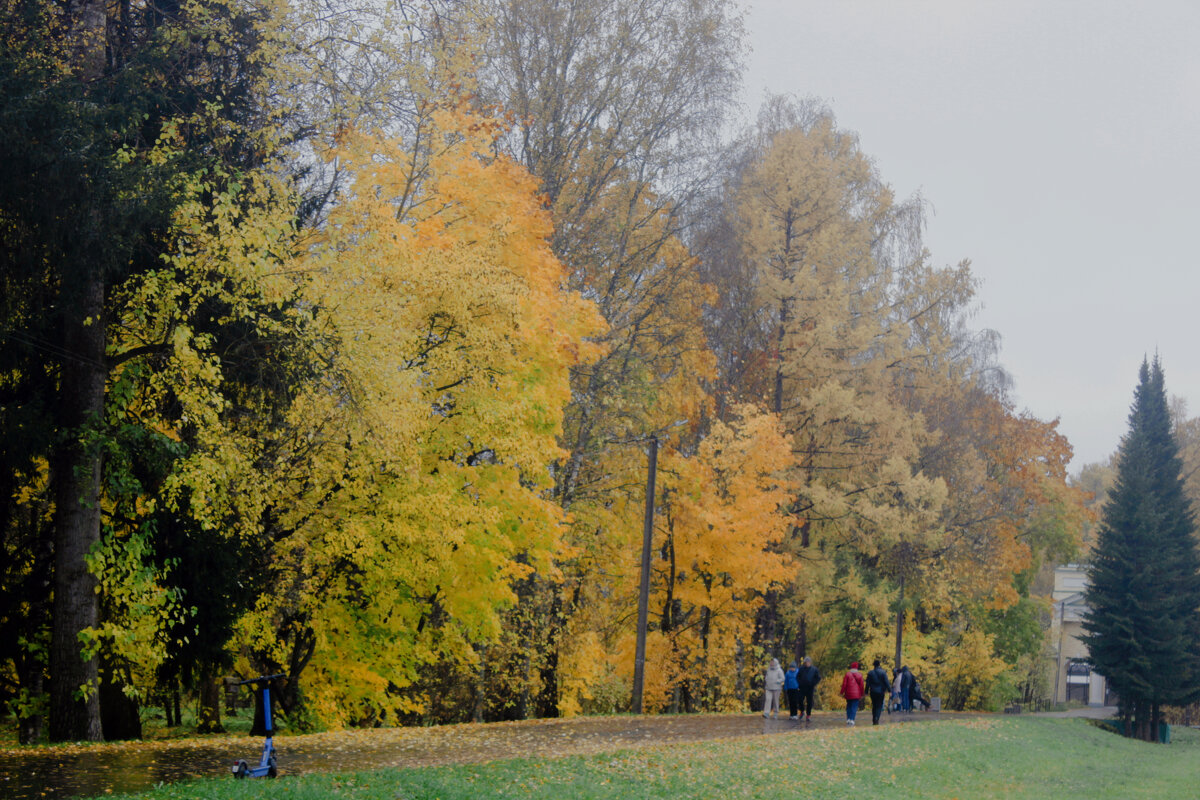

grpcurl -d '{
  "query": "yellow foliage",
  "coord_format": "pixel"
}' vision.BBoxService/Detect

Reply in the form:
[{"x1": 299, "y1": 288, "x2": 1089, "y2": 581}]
[
  {"x1": 599, "y1": 407, "x2": 794, "y2": 710},
  {"x1": 245, "y1": 102, "x2": 605, "y2": 726}
]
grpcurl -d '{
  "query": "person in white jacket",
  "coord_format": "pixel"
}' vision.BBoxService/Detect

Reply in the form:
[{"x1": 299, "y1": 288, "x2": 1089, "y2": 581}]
[{"x1": 763, "y1": 658, "x2": 785, "y2": 718}]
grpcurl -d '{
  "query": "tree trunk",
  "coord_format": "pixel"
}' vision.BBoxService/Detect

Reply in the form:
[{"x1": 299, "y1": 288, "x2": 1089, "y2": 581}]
[
  {"x1": 162, "y1": 691, "x2": 175, "y2": 727},
  {"x1": 793, "y1": 616, "x2": 807, "y2": 665},
  {"x1": 197, "y1": 674, "x2": 225, "y2": 733},
  {"x1": 18, "y1": 670, "x2": 44, "y2": 744},
  {"x1": 517, "y1": 652, "x2": 531, "y2": 719},
  {"x1": 734, "y1": 638, "x2": 746, "y2": 707},
  {"x1": 16, "y1": 526, "x2": 53, "y2": 744},
  {"x1": 224, "y1": 677, "x2": 238, "y2": 715},
  {"x1": 99, "y1": 657, "x2": 142, "y2": 740},
  {"x1": 794, "y1": 519, "x2": 810, "y2": 660},
  {"x1": 535, "y1": 637, "x2": 560, "y2": 718},
  {"x1": 48, "y1": 0, "x2": 109, "y2": 743},
  {"x1": 472, "y1": 646, "x2": 487, "y2": 723},
  {"x1": 1134, "y1": 699, "x2": 1150, "y2": 741},
  {"x1": 755, "y1": 589, "x2": 779, "y2": 654},
  {"x1": 48, "y1": 270, "x2": 106, "y2": 742}
]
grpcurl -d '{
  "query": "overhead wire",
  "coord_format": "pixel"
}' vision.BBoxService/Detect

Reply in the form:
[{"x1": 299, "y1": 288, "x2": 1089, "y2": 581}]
[{"x1": 3, "y1": 328, "x2": 108, "y2": 370}]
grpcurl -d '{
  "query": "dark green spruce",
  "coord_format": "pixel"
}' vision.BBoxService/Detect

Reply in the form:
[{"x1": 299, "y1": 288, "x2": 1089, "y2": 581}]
[{"x1": 1082, "y1": 357, "x2": 1200, "y2": 741}]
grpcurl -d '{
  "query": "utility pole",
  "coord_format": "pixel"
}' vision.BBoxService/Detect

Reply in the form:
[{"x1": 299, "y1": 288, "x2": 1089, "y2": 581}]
[
  {"x1": 1054, "y1": 597, "x2": 1066, "y2": 704},
  {"x1": 631, "y1": 436, "x2": 658, "y2": 714}
]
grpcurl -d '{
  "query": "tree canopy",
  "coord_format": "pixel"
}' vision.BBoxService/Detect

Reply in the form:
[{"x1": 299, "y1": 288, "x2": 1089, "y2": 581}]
[{"x1": 0, "y1": 0, "x2": 1093, "y2": 741}]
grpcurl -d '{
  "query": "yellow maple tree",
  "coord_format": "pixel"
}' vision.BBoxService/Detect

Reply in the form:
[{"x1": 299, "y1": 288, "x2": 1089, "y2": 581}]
[
  {"x1": 238, "y1": 103, "x2": 605, "y2": 726},
  {"x1": 632, "y1": 407, "x2": 794, "y2": 711}
]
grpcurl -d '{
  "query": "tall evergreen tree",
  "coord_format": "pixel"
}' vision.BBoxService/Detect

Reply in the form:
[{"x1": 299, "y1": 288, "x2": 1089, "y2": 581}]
[{"x1": 1083, "y1": 357, "x2": 1200, "y2": 741}]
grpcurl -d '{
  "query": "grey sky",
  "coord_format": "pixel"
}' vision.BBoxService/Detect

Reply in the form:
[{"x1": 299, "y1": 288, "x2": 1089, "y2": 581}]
[{"x1": 739, "y1": 0, "x2": 1200, "y2": 471}]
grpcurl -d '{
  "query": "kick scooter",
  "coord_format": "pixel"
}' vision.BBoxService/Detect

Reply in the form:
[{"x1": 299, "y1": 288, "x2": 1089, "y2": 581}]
[{"x1": 231, "y1": 674, "x2": 286, "y2": 779}]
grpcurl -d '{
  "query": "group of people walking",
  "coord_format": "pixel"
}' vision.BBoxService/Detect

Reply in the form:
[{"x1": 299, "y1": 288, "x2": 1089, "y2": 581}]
[
  {"x1": 763, "y1": 657, "x2": 820, "y2": 721},
  {"x1": 891, "y1": 664, "x2": 932, "y2": 714},
  {"x1": 764, "y1": 657, "x2": 931, "y2": 725}
]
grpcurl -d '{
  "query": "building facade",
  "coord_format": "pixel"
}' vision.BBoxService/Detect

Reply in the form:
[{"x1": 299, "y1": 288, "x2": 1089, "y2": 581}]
[{"x1": 1050, "y1": 565, "x2": 1113, "y2": 706}]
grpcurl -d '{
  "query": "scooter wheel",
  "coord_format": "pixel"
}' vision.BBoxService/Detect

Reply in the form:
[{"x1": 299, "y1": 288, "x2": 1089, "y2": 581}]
[
  {"x1": 267, "y1": 756, "x2": 277, "y2": 778},
  {"x1": 233, "y1": 760, "x2": 250, "y2": 779}
]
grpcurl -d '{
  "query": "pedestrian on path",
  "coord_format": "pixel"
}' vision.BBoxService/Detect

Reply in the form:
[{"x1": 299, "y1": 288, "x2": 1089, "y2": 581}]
[
  {"x1": 840, "y1": 661, "x2": 866, "y2": 726},
  {"x1": 911, "y1": 676, "x2": 932, "y2": 711},
  {"x1": 891, "y1": 668, "x2": 903, "y2": 713},
  {"x1": 900, "y1": 665, "x2": 915, "y2": 712},
  {"x1": 796, "y1": 656, "x2": 821, "y2": 722},
  {"x1": 865, "y1": 660, "x2": 891, "y2": 725},
  {"x1": 763, "y1": 658, "x2": 785, "y2": 718},
  {"x1": 784, "y1": 661, "x2": 801, "y2": 720}
]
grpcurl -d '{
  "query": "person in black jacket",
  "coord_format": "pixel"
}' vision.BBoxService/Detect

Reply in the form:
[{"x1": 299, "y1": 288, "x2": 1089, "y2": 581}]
[
  {"x1": 910, "y1": 676, "x2": 933, "y2": 711},
  {"x1": 865, "y1": 660, "x2": 891, "y2": 725},
  {"x1": 795, "y1": 656, "x2": 821, "y2": 722},
  {"x1": 900, "y1": 665, "x2": 915, "y2": 712}
]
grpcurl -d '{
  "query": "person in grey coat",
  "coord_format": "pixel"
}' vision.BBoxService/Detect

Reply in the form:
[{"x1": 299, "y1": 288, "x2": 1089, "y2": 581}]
[{"x1": 763, "y1": 658, "x2": 785, "y2": 718}]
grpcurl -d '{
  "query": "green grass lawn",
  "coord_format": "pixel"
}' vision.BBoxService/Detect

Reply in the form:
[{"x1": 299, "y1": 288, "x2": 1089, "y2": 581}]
[{"x1": 100, "y1": 716, "x2": 1198, "y2": 800}]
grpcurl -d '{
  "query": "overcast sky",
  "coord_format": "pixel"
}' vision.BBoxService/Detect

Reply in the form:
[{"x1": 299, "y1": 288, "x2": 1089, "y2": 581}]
[{"x1": 738, "y1": 0, "x2": 1200, "y2": 471}]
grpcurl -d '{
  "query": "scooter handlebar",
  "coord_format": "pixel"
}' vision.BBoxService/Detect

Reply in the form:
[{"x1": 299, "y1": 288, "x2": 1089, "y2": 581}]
[{"x1": 237, "y1": 674, "x2": 286, "y2": 686}]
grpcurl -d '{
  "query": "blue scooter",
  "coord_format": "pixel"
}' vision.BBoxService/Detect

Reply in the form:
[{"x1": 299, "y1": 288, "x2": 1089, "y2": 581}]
[{"x1": 231, "y1": 674, "x2": 286, "y2": 779}]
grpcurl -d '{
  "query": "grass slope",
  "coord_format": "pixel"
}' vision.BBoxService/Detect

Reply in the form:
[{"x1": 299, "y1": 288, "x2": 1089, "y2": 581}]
[{"x1": 102, "y1": 716, "x2": 1199, "y2": 800}]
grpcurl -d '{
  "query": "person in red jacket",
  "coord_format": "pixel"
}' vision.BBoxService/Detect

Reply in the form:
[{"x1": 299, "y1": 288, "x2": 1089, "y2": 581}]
[{"x1": 839, "y1": 661, "x2": 866, "y2": 726}]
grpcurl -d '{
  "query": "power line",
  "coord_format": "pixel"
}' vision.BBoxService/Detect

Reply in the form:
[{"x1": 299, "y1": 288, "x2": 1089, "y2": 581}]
[{"x1": 3, "y1": 328, "x2": 107, "y2": 370}]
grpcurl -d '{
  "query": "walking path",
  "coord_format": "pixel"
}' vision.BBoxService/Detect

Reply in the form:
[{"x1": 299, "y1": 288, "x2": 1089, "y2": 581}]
[
  {"x1": 1032, "y1": 705, "x2": 1118, "y2": 719},
  {"x1": 1, "y1": 709, "x2": 937, "y2": 799}
]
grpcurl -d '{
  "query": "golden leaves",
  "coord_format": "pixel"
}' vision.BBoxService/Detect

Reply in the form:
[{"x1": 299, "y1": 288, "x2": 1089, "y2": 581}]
[{"x1": 254, "y1": 103, "x2": 606, "y2": 726}]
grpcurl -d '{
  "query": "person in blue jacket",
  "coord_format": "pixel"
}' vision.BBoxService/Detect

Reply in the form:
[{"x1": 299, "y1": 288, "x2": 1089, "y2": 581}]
[{"x1": 784, "y1": 661, "x2": 801, "y2": 720}]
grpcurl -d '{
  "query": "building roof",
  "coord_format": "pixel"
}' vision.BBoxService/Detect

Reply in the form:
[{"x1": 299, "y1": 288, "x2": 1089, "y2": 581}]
[{"x1": 1055, "y1": 591, "x2": 1088, "y2": 623}]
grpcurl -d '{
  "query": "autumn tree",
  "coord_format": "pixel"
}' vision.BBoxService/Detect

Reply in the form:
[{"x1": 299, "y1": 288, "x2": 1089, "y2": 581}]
[
  {"x1": 722, "y1": 107, "x2": 947, "y2": 669},
  {"x1": 0, "y1": 0, "x2": 294, "y2": 738},
  {"x1": 1084, "y1": 358, "x2": 1200, "y2": 741},
  {"x1": 0, "y1": 0, "x2": 414, "y2": 737},
  {"x1": 2, "y1": 0, "x2": 1099, "y2": 730},
  {"x1": 690, "y1": 98, "x2": 1087, "y2": 709},
  {"x1": 904, "y1": 379, "x2": 1084, "y2": 707},
  {"x1": 1, "y1": 0, "x2": 115, "y2": 740},
  {"x1": 4, "y1": 0, "x2": 613, "y2": 735},
  {"x1": 226, "y1": 104, "x2": 604, "y2": 727},
  {"x1": 100, "y1": 160, "x2": 326, "y2": 735},
  {"x1": 632, "y1": 408, "x2": 793, "y2": 711},
  {"x1": 1168, "y1": 397, "x2": 1200, "y2": 533},
  {"x1": 475, "y1": 0, "x2": 746, "y2": 716},
  {"x1": 1073, "y1": 456, "x2": 1117, "y2": 553}
]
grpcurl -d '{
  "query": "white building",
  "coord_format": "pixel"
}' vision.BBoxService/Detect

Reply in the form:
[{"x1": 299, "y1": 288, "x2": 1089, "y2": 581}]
[{"x1": 1050, "y1": 565, "x2": 1113, "y2": 706}]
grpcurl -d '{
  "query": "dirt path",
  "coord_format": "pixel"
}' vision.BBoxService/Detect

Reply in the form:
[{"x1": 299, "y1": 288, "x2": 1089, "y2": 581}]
[
  {"x1": 1031, "y1": 705, "x2": 1118, "y2": 719},
  {"x1": 0, "y1": 710, "x2": 941, "y2": 799}
]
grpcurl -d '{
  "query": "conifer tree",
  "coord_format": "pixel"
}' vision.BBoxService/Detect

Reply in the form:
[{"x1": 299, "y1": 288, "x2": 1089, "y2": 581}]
[{"x1": 1083, "y1": 357, "x2": 1200, "y2": 741}]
